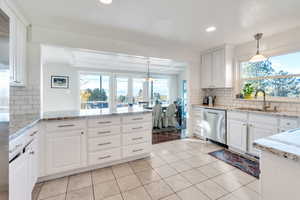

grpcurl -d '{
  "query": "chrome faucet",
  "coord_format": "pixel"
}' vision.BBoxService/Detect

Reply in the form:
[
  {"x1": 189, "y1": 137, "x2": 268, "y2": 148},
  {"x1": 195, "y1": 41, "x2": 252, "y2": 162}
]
[{"x1": 255, "y1": 89, "x2": 270, "y2": 111}]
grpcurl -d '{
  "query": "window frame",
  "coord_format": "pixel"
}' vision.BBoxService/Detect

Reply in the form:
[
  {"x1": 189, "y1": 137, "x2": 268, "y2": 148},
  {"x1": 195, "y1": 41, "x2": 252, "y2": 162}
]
[
  {"x1": 236, "y1": 50, "x2": 300, "y2": 102},
  {"x1": 78, "y1": 71, "x2": 113, "y2": 110}
]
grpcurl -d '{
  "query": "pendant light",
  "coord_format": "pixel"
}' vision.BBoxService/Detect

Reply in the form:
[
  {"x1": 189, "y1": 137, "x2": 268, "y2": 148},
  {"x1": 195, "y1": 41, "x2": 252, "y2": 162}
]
[
  {"x1": 249, "y1": 33, "x2": 267, "y2": 63},
  {"x1": 145, "y1": 59, "x2": 154, "y2": 82}
]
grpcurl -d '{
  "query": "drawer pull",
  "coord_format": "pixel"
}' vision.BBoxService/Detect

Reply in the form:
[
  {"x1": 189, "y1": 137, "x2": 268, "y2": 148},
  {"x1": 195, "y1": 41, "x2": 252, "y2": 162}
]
[
  {"x1": 58, "y1": 124, "x2": 75, "y2": 128},
  {"x1": 132, "y1": 127, "x2": 143, "y2": 130},
  {"x1": 98, "y1": 131, "x2": 111, "y2": 134},
  {"x1": 98, "y1": 142, "x2": 111, "y2": 146},
  {"x1": 286, "y1": 122, "x2": 290, "y2": 125},
  {"x1": 30, "y1": 131, "x2": 38, "y2": 137},
  {"x1": 132, "y1": 137, "x2": 143, "y2": 141},
  {"x1": 98, "y1": 155, "x2": 111, "y2": 160},
  {"x1": 133, "y1": 148, "x2": 144, "y2": 152},
  {"x1": 132, "y1": 117, "x2": 143, "y2": 121},
  {"x1": 98, "y1": 121, "x2": 111, "y2": 124}
]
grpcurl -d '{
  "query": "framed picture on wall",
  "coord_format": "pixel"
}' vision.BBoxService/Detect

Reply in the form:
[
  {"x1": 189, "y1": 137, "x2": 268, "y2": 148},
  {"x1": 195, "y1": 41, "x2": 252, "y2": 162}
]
[{"x1": 51, "y1": 76, "x2": 69, "y2": 89}]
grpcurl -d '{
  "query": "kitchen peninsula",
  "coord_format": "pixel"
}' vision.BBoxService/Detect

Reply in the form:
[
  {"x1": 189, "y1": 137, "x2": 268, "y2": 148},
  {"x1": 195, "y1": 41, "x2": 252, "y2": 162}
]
[
  {"x1": 254, "y1": 129, "x2": 300, "y2": 200},
  {"x1": 9, "y1": 106, "x2": 152, "y2": 200}
]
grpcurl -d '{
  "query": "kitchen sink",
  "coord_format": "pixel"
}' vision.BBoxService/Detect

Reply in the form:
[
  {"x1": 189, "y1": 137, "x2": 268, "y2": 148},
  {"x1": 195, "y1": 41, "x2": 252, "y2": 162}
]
[{"x1": 235, "y1": 107, "x2": 278, "y2": 113}]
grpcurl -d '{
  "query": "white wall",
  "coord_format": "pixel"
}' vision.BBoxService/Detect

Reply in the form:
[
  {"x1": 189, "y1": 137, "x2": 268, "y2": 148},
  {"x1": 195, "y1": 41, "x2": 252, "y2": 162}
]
[{"x1": 43, "y1": 63, "x2": 79, "y2": 112}]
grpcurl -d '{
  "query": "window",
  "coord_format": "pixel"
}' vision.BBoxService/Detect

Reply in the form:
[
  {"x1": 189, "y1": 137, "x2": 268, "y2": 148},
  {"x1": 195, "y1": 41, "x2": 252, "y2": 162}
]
[
  {"x1": 240, "y1": 51, "x2": 300, "y2": 99},
  {"x1": 0, "y1": 68, "x2": 9, "y2": 111},
  {"x1": 132, "y1": 78, "x2": 145, "y2": 105},
  {"x1": 80, "y1": 74, "x2": 110, "y2": 109},
  {"x1": 116, "y1": 77, "x2": 129, "y2": 107},
  {"x1": 150, "y1": 78, "x2": 170, "y2": 104}
]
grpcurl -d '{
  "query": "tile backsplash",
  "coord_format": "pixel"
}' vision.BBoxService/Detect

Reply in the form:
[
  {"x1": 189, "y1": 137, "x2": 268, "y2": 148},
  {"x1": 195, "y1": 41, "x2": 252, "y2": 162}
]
[
  {"x1": 9, "y1": 84, "x2": 40, "y2": 134},
  {"x1": 201, "y1": 88, "x2": 300, "y2": 112},
  {"x1": 10, "y1": 85, "x2": 40, "y2": 115}
]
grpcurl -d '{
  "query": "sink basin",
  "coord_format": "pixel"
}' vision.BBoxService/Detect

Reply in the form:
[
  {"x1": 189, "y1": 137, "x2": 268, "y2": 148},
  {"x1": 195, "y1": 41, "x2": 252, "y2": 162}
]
[{"x1": 235, "y1": 107, "x2": 278, "y2": 113}]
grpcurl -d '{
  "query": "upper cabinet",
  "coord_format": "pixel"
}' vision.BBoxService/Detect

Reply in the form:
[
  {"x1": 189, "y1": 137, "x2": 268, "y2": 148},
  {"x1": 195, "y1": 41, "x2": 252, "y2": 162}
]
[
  {"x1": 200, "y1": 45, "x2": 234, "y2": 88},
  {"x1": 1, "y1": 0, "x2": 29, "y2": 86}
]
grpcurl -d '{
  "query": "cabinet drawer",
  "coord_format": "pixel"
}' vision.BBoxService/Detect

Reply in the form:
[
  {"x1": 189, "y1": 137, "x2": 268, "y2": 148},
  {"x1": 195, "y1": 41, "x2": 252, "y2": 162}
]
[
  {"x1": 122, "y1": 123, "x2": 152, "y2": 133},
  {"x1": 227, "y1": 111, "x2": 247, "y2": 121},
  {"x1": 45, "y1": 120, "x2": 85, "y2": 132},
  {"x1": 88, "y1": 148, "x2": 121, "y2": 166},
  {"x1": 249, "y1": 114, "x2": 278, "y2": 126},
  {"x1": 88, "y1": 117, "x2": 121, "y2": 127},
  {"x1": 88, "y1": 135, "x2": 121, "y2": 152},
  {"x1": 122, "y1": 114, "x2": 152, "y2": 124},
  {"x1": 123, "y1": 132, "x2": 151, "y2": 146},
  {"x1": 123, "y1": 142, "x2": 151, "y2": 158},
  {"x1": 280, "y1": 118, "x2": 298, "y2": 129},
  {"x1": 88, "y1": 126, "x2": 121, "y2": 138}
]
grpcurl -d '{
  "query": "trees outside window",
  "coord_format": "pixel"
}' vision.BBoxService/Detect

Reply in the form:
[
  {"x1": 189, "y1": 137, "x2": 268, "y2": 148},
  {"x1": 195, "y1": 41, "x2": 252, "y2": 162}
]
[
  {"x1": 240, "y1": 51, "x2": 300, "y2": 98},
  {"x1": 80, "y1": 74, "x2": 110, "y2": 109}
]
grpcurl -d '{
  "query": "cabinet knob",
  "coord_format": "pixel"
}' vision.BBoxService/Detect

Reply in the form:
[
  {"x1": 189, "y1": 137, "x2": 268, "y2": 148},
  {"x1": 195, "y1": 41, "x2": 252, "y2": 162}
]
[
  {"x1": 30, "y1": 151, "x2": 35, "y2": 155},
  {"x1": 81, "y1": 132, "x2": 84, "y2": 135}
]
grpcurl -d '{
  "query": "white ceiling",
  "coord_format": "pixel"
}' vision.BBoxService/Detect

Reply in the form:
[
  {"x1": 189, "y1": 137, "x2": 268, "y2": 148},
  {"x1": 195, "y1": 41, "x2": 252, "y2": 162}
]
[
  {"x1": 15, "y1": 0, "x2": 300, "y2": 50},
  {"x1": 42, "y1": 45, "x2": 187, "y2": 74}
]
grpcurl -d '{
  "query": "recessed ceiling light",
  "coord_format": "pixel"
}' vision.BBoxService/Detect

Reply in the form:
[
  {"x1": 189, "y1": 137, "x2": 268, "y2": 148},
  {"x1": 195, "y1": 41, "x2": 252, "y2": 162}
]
[
  {"x1": 99, "y1": 0, "x2": 112, "y2": 5},
  {"x1": 206, "y1": 26, "x2": 216, "y2": 32}
]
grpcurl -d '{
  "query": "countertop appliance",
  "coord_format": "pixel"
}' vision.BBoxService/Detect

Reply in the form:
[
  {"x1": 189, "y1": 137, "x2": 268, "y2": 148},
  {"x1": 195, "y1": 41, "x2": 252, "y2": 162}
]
[
  {"x1": 202, "y1": 96, "x2": 216, "y2": 106},
  {"x1": 203, "y1": 108, "x2": 226, "y2": 145}
]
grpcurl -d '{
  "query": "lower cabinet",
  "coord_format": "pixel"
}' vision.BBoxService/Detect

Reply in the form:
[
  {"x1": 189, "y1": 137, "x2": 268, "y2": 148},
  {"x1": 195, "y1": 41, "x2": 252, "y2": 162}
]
[
  {"x1": 27, "y1": 139, "x2": 38, "y2": 194},
  {"x1": 46, "y1": 130, "x2": 87, "y2": 174},
  {"x1": 42, "y1": 114, "x2": 152, "y2": 177},
  {"x1": 9, "y1": 138, "x2": 38, "y2": 200},
  {"x1": 248, "y1": 124, "x2": 277, "y2": 156},
  {"x1": 227, "y1": 119, "x2": 247, "y2": 152},
  {"x1": 9, "y1": 151, "x2": 30, "y2": 200}
]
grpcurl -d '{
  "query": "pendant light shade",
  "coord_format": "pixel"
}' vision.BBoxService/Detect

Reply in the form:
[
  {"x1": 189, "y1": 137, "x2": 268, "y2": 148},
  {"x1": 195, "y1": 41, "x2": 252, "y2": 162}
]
[{"x1": 249, "y1": 33, "x2": 267, "y2": 63}]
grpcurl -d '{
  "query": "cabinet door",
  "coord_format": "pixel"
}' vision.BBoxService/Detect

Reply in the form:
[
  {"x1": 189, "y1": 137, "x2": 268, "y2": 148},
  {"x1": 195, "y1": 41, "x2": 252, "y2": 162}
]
[
  {"x1": 9, "y1": 13, "x2": 27, "y2": 86},
  {"x1": 248, "y1": 124, "x2": 276, "y2": 156},
  {"x1": 9, "y1": 153, "x2": 30, "y2": 200},
  {"x1": 27, "y1": 139, "x2": 38, "y2": 191},
  {"x1": 227, "y1": 120, "x2": 247, "y2": 152},
  {"x1": 46, "y1": 130, "x2": 86, "y2": 174},
  {"x1": 200, "y1": 53, "x2": 212, "y2": 88},
  {"x1": 212, "y1": 49, "x2": 225, "y2": 88}
]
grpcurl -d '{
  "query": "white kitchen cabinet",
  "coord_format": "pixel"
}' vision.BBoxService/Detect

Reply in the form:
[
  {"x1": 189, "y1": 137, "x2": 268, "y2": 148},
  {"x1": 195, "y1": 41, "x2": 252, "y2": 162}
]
[
  {"x1": 192, "y1": 107, "x2": 205, "y2": 138},
  {"x1": 200, "y1": 53, "x2": 212, "y2": 88},
  {"x1": 40, "y1": 113, "x2": 152, "y2": 179},
  {"x1": 248, "y1": 123, "x2": 277, "y2": 156},
  {"x1": 10, "y1": 15, "x2": 27, "y2": 86},
  {"x1": 200, "y1": 45, "x2": 233, "y2": 88},
  {"x1": 27, "y1": 139, "x2": 38, "y2": 192},
  {"x1": 9, "y1": 151, "x2": 30, "y2": 200},
  {"x1": 227, "y1": 119, "x2": 247, "y2": 152},
  {"x1": 1, "y1": 0, "x2": 29, "y2": 86},
  {"x1": 46, "y1": 130, "x2": 87, "y2": 174}
]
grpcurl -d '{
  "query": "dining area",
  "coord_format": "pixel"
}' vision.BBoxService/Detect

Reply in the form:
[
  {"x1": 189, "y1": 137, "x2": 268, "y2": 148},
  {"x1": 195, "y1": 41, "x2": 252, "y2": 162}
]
[{"x1": 145, "y1": 100, "x2": 187, "y2": 144}]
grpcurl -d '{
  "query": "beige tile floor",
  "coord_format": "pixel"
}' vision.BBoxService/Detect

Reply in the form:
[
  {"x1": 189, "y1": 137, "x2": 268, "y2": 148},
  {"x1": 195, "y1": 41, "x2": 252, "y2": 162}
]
[{"x1": 33, "y1": 139, "x2": 261, "y2": 200}]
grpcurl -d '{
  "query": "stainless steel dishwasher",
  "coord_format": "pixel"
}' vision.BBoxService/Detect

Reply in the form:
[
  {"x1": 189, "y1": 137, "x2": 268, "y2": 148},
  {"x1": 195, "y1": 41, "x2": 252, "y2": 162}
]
[{"x1": 203, "y1": 108, "x2": 226, "y2": 145}]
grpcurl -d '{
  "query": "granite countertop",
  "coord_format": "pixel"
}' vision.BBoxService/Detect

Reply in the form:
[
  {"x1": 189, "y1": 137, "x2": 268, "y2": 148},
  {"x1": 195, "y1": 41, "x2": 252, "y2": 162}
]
[
  {"x1": 254, "y1": 129, "x2": 300, "y2": 161},
  {"x1": 192, "y1": 104, "x2": 300, "y2": 118},
  {"x1": 9, "y1": 113, "x2": 40, "y2": 140},
  {"x1": 42, "y1": 106, "x2": 152, "y2": 120},
  {"x1": 9, "y1": 106, "x2": 152, "y2": 140}
]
